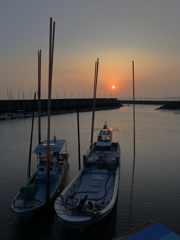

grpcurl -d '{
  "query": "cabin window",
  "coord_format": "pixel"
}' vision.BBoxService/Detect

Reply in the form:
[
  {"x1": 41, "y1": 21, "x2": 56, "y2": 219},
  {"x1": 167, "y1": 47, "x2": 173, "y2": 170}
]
[
  {"x1": 98, "y1": 136, "x2": 111, "y2": 141},
  {"x1": 96, "y1": 146, "x2": 111, "y2": 152}
]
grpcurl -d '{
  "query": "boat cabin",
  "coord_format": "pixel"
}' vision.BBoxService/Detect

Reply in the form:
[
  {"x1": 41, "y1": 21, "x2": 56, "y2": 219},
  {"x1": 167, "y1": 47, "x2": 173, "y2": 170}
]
[
  {"x1": 97, "y1": 128, "x2": 112, "y2": 142},
  {"x1": 95, "y1": 142, "x2": 111, "y2": 153},
  {"x1": 95, "y1": 128, "x2": 113, "y2": 153},
  {"x1": 37, "y1": 160, "x2": 56, "y2": 176},
  {"x1": 33, "y1": 139, "x2": 68, "y2": 184}
]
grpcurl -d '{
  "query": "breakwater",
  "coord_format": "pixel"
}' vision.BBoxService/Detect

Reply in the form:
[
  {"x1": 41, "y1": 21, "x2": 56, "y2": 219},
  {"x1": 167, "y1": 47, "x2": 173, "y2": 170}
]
[
  {"x1": 1, "y1": 99, "x2": 179, "y2": 113},
  {"x1": 0, "y1": 98, "x2": 121, "y2": 114},
  {"x1": 120, "y1": 100, "x2": 179, "y2": 105},
  {"x1": 121, "y1": 100, "x2": 180, "y2": 109}
]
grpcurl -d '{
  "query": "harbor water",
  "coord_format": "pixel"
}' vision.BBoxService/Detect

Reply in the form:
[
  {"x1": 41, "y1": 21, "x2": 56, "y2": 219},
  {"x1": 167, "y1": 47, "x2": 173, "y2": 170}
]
[{"x1": 0, "y1": 105, "x2": 179, "y2": 240}]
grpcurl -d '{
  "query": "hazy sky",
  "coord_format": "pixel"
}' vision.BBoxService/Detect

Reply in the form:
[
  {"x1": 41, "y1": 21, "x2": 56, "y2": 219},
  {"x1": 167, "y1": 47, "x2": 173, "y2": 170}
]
[{"x1": 0, "y1": 0, "x2": 180, "y2": 100}]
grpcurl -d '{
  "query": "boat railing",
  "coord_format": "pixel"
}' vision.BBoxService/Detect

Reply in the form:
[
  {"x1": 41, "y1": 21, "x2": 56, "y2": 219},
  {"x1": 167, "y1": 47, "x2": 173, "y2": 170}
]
[
  {"x1": 84, "y1": 142, "x2": 95, "y2": 158},
  {"x1": 111, "y1": 142, "x2": 118, "y2": 151},
  {"x1": 58, "y1": 151, "x2": 69, "y2": 161}
]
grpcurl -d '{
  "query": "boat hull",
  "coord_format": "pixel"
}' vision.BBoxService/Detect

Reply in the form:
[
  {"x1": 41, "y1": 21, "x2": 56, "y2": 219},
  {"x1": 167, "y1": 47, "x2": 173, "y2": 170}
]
[
  {"x1": 11, "y1": 160, "x2": 68, "y2": 219},
  {"x1": 57, "y1": 193, "x2": 117, "y2": 230},
  {"x1": 55, "y1": 123, "x2": 121, "y2": 230},
  {"x1": 55, "y1": 166, "x2": 120, "y2": 230}
]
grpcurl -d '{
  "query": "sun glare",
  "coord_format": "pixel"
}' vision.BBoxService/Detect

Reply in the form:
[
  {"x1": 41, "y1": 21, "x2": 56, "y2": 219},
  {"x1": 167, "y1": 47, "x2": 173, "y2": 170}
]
[{"x1": 112, "y1": 86, "x2": 115, "y2": 89}]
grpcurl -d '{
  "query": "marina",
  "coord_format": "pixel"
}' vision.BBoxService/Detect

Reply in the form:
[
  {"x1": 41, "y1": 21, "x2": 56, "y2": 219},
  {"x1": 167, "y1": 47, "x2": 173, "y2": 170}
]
[
  {"x1": 1, "y1": 1, "x2": 180, "y2": 239},
  {"x1": 0, "y1": 105, "x2": 179, "y2": 239}
]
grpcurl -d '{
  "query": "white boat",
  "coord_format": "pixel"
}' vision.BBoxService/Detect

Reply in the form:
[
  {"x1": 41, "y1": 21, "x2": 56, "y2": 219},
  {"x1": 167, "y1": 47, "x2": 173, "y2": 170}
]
[
  {"x1": 1, "y1": 113, "x2": 17, "y2": 119},
  {"x1": 54, "y1": 122, "x2": 120, "y2": 230},
  {"x1": 10, "y1": 136, "x2": 69, "y2": 219},
  {"x1": 16, "y1": 110, "x2": 32, "y2": 118}
]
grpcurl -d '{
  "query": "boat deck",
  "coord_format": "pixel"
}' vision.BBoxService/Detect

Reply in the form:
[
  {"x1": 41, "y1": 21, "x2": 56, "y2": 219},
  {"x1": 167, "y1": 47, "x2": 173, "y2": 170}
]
[
  {"x1": 86, "y1": 143, "x2": 119, "y2": 165},
  {"x1": 16, "y1": 167, "x2": 64, "y2": 202},
  {"x1": 61, "y1": 167, "x2": 117, "y2": 213},
  {"x1": 76, "y1": 168, "x2": 115, "y2": 203}
]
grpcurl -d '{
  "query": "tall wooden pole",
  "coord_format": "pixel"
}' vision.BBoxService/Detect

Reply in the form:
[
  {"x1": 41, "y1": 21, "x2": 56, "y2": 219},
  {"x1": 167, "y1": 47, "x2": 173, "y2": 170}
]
[
  {"x1": 46, "y1": 18, "x2": 55, "y2": 203},
  {"x1": 38, "y1": 50, "x2": 41, "y2": 144},
  {"x1": 7, "y1": 87, "x2": 9, "y2": 112},
  {"x1": 18, "y1": 88, "x2": 20, "y2": 110},
  {"x1": 64, "y1": 89, "x2": 65, "y2": 108},
  {"x1": 132, "y1": 60, "x2": 135, "y2": 164},
  {"x1": 23, "y1": 92, "x2": 25, "y2": 114},
  {"x1": 27, "y1": 92, "x2": 36, "y2": 177},
  {"x1": 77, "y1": 103, "x2": 81, "y2": 170},
  {"x1": 90, "y1": 58, "x2": 99, "y2": 145},
  {"x1": 10, "y1": 89, "x2": 12, "y2": 113}
]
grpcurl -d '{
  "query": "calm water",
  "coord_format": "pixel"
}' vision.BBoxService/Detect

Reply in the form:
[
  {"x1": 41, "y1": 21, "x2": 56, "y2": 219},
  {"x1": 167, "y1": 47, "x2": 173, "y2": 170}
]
[{"x1": 0, "y1": 105, "x2": 179, "y2": 240}]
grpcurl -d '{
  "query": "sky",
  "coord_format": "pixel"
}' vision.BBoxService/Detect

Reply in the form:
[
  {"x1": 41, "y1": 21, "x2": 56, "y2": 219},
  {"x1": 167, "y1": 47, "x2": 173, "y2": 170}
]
[{"x1": 0, "y1": 0, "x2": 180, "y2": 100}]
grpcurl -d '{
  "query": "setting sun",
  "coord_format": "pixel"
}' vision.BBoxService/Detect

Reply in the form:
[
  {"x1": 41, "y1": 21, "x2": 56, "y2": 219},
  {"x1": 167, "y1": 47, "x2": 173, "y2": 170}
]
[{"x1": 112, "y1": 86, "x2": 115, "y2": 89}]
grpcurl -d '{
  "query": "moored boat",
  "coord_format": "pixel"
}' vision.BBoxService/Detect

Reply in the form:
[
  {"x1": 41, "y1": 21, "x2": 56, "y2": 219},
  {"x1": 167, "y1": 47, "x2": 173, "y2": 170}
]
[
  {"x1": 54, "y1": 122, "x2": 120, "y2": 230},
  {"x1": 1, "y1": 113, "x2": 17, "y2": 119},
  {"x1": 10, "y1": 135, "x2": 69, "y2": 219}
]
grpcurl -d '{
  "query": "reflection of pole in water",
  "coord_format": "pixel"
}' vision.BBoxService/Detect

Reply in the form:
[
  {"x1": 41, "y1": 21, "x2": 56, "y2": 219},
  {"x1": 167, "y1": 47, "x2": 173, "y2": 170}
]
[{"x1": 129, "y1": 162, "x2": 135, "y2": 226}]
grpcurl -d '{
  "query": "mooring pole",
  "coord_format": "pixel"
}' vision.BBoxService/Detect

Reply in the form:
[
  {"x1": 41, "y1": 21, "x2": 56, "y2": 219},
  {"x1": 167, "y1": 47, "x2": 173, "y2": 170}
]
[
  {"x1": 90, "y1": 58, "x2": 99, "y2": 145},
  {"x1": 77, "y1": 102, "x2": 81, "y2": 170},
  {"x1": 27, "y1": 92, "x2": 36, "y2": 178},
  {"x1": 46, "y1": 17, "x2": 55, "y2": 203},
  {"x1": 38, "y1": 50, "x2": 41, "y2": 144},
  {"x1": 132, "y1": 60, "x2": 135, "y2": 166}
]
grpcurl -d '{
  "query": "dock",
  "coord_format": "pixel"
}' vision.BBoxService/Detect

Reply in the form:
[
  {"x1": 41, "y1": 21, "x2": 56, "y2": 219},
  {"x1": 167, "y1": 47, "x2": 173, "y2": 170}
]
[{"x1": 112, "y1": 220, "x2": 180, "y2": 240}]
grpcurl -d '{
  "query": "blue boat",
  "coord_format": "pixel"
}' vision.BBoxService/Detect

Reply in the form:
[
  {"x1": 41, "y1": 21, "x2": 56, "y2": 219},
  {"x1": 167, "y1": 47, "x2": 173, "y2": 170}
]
[{"x1": 10, "y1": 137, "x2": 69, "y2": 219}]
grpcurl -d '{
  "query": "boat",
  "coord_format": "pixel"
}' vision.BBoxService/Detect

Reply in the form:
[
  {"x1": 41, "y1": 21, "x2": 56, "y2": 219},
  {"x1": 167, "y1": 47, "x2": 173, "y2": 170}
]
[
  {"x1": 54, "y1": 122, "x2": 120, "y2": 230},
  {"x1": 16, "y1": 110, "x2": 32, "y2": 118},
  {"x1": 1, "y1": 113, "x2": 17, "y2": 120},
  {"x1": 10, "y1": 135, "x2": 69, "y2": 219}
]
